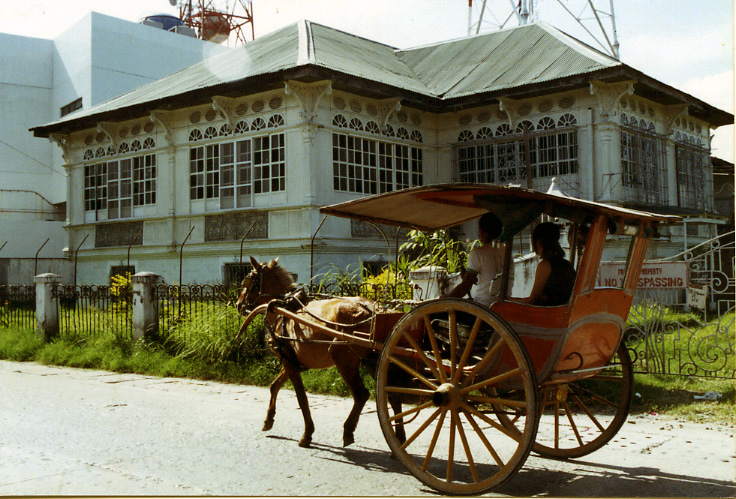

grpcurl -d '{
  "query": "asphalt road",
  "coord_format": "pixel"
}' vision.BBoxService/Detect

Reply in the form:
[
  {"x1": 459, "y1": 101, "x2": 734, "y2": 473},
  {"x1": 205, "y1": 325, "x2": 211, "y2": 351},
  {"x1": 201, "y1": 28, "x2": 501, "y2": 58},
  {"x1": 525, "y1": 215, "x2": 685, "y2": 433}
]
[{"x1": 1, "y1": 360, "x2": 734, "y2": 496}]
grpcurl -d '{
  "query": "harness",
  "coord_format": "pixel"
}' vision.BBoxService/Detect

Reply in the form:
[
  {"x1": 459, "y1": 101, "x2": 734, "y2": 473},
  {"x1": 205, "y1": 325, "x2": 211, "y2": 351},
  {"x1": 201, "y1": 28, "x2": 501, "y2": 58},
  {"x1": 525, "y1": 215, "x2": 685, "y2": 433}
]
[{"x1": 242, "y1": 266, "x2": 377, "y2": 371}]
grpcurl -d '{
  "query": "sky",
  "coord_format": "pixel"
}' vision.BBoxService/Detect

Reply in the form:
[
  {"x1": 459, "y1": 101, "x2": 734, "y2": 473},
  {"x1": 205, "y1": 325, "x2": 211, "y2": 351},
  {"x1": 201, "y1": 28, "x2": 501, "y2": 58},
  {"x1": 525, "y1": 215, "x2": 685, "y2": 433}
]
[{"x1": 1, "y1": 0, "x2": 733, "y2": 161}]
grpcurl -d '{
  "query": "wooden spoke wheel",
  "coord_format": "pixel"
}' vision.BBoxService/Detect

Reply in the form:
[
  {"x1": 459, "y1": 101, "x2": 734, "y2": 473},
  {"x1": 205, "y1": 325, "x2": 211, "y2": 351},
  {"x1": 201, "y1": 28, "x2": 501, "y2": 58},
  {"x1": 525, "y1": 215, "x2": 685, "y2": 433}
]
[
  {"x1": 494, "y1": 342, "x2": 633, "y2": 459},
  {"x1": 534, "y1": 342, "x2": 634, "y2": 458},
  {"x1": 375, "y1": 299, "x2": 539, "y2": 496}
]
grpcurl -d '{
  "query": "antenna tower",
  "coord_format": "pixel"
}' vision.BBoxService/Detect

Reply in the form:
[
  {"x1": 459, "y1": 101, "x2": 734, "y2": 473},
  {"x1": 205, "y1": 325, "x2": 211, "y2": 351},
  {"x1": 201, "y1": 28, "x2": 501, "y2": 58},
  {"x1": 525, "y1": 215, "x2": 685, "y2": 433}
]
[
  {"x1": 176, "y1": 0, "x2": 254, "y2": 46},
  {"x1": 467, "y1": 0, "x2": 620, "y2": 59}
]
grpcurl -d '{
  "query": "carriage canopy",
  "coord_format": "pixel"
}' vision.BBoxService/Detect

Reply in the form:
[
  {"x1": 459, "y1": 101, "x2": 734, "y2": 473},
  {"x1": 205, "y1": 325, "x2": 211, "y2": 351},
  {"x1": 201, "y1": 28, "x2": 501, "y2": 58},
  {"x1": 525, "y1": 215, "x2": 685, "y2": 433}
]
[{"x1": 319, "y1": 183, "x2": 681, "y2": 237}]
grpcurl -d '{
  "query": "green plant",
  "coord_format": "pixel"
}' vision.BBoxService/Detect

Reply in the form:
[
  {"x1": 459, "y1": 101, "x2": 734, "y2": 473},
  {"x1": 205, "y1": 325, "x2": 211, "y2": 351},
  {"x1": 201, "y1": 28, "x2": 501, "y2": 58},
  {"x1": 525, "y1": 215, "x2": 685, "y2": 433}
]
[
  {"x1": 400, "y1": 229, "x2": 474, "y2": 274},
  {"x1": 110, "y1": 272, "x2": 132, "y2": 302}
]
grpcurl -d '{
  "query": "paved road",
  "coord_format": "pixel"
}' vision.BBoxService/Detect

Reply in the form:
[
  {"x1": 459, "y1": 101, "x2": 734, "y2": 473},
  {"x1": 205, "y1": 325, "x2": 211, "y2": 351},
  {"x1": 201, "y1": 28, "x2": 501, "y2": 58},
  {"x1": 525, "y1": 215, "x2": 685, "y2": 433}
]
[{"x1": 1, "y1": 360, "x2": 734, "y2": 496}]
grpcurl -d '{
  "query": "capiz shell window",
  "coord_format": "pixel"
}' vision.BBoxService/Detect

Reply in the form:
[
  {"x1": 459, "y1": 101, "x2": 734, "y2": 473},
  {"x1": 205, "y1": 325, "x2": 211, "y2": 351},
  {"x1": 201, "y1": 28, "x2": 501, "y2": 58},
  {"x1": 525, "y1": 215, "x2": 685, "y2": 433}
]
[
  {"x1": 189, "y1": 131, "x2": 285, "y2": 209},
  {"x1": 84, "y1": 152, "x2": 156, "y2": 220}
]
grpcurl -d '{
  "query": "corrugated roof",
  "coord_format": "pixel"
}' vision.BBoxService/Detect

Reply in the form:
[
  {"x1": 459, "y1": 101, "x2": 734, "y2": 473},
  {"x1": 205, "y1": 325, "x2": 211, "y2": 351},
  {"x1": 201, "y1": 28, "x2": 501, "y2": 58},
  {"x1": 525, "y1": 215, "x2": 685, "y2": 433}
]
[
  {"x1": 31, "y1": 20, "x2": 732, "y2": 136},
  {"x1": 41, "y1": 23, "x2": 300, "y2": 128},
  {"x1": 397, "y1": 23, "x2": 619, "y2": 98},
  {"x1": 308, "y1": 23, "x2": 434, "y2": 96}
]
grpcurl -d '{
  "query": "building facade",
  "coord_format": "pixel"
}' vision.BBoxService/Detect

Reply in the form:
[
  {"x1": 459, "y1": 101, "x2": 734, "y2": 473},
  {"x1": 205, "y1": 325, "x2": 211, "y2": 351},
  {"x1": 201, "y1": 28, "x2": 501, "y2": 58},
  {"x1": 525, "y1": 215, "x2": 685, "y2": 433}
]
[{"x1": 31, "y1": 21, "x2": 732, "y2": 285}]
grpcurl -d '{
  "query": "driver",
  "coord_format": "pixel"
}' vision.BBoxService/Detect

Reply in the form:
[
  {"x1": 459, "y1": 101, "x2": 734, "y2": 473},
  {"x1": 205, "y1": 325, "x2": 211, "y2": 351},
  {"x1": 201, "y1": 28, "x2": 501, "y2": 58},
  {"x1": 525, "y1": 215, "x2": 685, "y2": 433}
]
[{"x1": 443, "y1": 212, "x2": 514, "y2": 307}]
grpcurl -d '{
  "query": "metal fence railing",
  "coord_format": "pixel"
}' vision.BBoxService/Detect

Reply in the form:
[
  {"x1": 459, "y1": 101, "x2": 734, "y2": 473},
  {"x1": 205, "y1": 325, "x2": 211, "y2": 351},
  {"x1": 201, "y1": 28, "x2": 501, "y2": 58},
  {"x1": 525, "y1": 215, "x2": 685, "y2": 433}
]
[
  {"x1": 154, "y1": 284, "x2": 241, "y2": 342},
  {"x1": 0, "y1": 285, "x2": 36, "y2": 330},
  {"x1": 54, "y1": 285, "x2": 133, "y2": 338}
]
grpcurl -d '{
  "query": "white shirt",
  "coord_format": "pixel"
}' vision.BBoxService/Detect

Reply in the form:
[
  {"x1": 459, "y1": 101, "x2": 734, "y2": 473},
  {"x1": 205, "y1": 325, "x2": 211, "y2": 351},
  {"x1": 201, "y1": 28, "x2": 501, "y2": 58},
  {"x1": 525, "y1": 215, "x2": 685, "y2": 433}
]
[{"x1": 466, "y1": 243, "x2": 514, "y2": 307}]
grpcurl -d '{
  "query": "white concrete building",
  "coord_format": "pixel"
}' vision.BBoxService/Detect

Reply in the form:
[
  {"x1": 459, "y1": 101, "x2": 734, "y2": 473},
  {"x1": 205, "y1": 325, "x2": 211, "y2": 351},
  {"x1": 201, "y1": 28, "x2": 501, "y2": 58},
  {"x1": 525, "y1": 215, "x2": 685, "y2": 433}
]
[
  {"x1": 0, "y1": 12, "x2": 229, "y2": 284},
  {"x1": 30, "y1": 21, "x2": 732, "y2": 286}
]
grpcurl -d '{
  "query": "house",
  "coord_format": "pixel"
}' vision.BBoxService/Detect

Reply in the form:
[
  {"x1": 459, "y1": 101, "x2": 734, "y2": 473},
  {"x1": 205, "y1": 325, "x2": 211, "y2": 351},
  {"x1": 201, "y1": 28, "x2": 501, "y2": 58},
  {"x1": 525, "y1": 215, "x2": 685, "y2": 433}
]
[
  {"x1": 30, "y1": 20, "x2": 733, "y2": 285},
  {"x1": 0, "y1": 12, "x2": 229, "y2": 285}
]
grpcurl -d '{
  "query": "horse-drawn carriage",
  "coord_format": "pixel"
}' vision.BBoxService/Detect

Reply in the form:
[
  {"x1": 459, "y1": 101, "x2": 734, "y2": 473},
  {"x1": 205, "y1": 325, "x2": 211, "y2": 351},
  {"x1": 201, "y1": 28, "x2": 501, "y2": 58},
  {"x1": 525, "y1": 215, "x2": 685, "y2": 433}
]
[{"x1": 237, "y1": 183, "x2": 680, "y2": 495}]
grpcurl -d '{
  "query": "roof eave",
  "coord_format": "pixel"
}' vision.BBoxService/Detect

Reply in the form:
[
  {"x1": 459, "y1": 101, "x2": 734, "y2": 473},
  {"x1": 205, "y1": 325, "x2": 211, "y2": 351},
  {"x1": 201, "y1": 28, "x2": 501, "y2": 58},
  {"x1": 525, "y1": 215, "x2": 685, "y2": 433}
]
[
  {"x1": 438, "y1": 65, "x2": 733, "y2": 127},
  {"x1": 31, "y1": 57, "x2": 733, "y2": 138}
]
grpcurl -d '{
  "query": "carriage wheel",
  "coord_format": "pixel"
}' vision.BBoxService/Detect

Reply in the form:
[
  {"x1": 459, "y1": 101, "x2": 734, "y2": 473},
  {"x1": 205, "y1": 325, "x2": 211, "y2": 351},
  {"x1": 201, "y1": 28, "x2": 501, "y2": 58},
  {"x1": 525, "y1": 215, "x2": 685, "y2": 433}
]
[
  {"x1": 375, "y1": 299, "x2": 538, "y2": 496},
  {"x1": 494, "y1": 341, "x2": 633, "y2": 459}
]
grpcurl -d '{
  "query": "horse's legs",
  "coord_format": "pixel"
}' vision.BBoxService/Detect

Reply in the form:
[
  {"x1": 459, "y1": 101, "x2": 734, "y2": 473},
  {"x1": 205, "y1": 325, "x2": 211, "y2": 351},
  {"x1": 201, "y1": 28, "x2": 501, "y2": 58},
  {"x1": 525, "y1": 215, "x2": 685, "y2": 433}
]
[
  {"x1": 283, "y1": 362, "x2": 314, "y2": 448},
  {"x1": 330, "y1": 346, "x2": 369, "y2": 447},
  {"x1": 263, "y1": 366, "x2": 289, "y2": 432}
]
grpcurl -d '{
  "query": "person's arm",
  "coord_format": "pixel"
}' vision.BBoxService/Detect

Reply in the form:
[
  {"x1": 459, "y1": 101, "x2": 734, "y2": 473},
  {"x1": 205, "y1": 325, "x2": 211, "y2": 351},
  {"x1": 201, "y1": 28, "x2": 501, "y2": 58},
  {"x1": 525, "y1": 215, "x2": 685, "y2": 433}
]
[
  {"x1": 514, "y1": 259, "x2": 551, "y2": 304},
  {"x1": 444, "y1": 270, "x2": 478, "y2": 298}
]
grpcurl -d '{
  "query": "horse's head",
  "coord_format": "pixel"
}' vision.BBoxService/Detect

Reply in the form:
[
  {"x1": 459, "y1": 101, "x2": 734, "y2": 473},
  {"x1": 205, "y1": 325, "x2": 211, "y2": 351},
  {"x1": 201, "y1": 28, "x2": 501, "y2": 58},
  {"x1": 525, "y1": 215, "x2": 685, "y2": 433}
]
[{"x1": 236, "y1": 256, "x2": 296, "y2": 314}]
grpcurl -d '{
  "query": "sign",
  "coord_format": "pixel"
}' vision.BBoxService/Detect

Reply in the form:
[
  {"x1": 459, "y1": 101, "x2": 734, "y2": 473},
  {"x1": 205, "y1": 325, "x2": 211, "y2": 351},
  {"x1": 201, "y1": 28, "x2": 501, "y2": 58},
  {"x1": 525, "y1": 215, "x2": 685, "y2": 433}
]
[
  {"x1": 598, "y1": 261, "x2": 689, "y2": 289},
  {"x1": 687, "y1": 283, "x2": 708, "y2": 310}
]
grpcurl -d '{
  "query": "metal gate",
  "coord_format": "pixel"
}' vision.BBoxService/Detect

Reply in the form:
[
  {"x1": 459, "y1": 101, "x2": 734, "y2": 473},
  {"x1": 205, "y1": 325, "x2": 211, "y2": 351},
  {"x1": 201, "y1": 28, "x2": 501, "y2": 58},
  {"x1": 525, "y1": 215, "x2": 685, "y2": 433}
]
[{"x1": 625, "y1": 230, "x2": 735, "y2": 379}]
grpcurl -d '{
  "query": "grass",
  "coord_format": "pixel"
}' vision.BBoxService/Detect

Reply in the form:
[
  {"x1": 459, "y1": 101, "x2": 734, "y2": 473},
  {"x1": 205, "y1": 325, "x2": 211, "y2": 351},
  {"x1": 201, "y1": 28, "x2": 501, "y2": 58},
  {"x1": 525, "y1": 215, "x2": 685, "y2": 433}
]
[{"x1": 1, "y1": 306, "x2": 734, "y2": 426}]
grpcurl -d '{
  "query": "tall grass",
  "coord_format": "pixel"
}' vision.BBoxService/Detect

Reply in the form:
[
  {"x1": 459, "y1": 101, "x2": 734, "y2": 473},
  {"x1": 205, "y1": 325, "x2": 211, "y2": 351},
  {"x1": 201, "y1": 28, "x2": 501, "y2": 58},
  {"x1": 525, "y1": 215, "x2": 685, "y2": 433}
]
[{"x1": 2, "y1": 301, "x2": 734, "y2": 424}]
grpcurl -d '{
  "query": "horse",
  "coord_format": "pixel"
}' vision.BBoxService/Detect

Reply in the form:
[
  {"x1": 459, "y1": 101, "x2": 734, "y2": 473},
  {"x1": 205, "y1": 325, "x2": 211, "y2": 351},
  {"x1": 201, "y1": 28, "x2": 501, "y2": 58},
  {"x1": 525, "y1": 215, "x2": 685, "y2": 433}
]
[{"x1": 236, "y1": 256, "x2": 405, "y2": 448}]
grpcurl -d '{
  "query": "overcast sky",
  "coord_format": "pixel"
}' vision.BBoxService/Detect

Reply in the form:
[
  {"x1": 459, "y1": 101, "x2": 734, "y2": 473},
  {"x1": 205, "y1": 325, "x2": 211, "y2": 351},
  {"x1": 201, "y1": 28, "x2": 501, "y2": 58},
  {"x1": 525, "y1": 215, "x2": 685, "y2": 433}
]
[{"x1": 2, "y1": 0, "x2": 733, "y2": 161}]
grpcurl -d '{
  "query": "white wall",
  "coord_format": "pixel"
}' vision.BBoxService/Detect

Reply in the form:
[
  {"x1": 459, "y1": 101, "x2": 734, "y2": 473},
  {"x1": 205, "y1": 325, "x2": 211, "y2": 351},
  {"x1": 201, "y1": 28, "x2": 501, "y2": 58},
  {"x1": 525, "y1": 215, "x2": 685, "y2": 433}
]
[
  {"x1": 0, "y1": 11, "x2": 231, "y2": 269},
  {"x1": 0, "y1": 33, "x2": 59, "y2": 200}
]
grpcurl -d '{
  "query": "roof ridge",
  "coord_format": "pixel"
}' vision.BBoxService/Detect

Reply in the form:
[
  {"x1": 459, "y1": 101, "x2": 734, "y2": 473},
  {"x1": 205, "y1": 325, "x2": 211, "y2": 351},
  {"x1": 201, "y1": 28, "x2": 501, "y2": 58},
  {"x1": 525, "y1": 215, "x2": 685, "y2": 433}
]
[
  {"x1": 396, "y1": 22, "x2": 538, "y2": 54},
  {"x1": 297, "y1": 19, "x2": 316, "y2": 65},
  {"x1": 534, "y1": 21, "x2": 620, "y2": 66}
]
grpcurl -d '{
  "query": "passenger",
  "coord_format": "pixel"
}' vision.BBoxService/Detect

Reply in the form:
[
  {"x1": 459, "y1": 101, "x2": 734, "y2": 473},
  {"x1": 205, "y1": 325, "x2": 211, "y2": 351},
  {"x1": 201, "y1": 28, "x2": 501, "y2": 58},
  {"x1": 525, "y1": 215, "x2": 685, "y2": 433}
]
[
  {"x1": 516, "y1": 222, "x2": 576, "y2": 306},
  {"x1": 443, "y1": 212, "x2": 514, "y2": 307}
]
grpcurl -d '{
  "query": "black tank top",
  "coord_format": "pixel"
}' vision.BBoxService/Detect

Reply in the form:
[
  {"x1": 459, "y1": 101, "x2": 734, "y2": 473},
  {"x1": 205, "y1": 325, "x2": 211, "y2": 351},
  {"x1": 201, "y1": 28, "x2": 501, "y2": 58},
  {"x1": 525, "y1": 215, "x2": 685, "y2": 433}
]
[{"x1": 539, "y1": 256, "x2": 576, "y2": 306}]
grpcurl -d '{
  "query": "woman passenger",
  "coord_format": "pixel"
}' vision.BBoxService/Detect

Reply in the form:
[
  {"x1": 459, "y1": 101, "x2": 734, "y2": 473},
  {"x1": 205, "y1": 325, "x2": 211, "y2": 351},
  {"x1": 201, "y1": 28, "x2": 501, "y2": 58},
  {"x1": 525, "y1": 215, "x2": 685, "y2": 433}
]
[{"x1": 516, "y1": 222, "x2": 576, "y2": 306}]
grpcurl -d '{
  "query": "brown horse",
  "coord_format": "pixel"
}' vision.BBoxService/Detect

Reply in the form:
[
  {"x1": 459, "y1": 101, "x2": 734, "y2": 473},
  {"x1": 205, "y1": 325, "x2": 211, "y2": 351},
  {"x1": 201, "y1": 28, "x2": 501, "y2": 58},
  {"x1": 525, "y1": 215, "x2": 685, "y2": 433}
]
[{"x1": 236, "y1": 257, "x2": 404, "y2": 448}]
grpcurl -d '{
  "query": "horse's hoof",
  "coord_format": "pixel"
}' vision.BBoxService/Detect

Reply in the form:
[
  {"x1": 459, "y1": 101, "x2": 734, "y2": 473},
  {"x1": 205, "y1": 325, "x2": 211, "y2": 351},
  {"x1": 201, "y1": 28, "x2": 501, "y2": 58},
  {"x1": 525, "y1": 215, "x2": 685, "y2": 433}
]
[
  {"x1": 298, "y1": 437, "x2": 312, "y2": 448},
  {"x1": 343, "y1": 435, "x2": 355, "y2": 447},
  {"x1": 262, "y1": 421, "x2": 273, "y2": 432}
]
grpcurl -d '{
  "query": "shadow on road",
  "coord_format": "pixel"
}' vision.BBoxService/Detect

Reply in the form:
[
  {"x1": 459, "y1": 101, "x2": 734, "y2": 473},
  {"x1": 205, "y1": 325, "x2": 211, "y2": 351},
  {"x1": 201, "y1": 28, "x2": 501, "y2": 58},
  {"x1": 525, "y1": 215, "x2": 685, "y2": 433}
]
[
  {"x1": 497, "y1": 458, "x2": 735, "y2": 497},
  {"x1": 267, "y1": 434, "x2": 734, "y2": 497}
]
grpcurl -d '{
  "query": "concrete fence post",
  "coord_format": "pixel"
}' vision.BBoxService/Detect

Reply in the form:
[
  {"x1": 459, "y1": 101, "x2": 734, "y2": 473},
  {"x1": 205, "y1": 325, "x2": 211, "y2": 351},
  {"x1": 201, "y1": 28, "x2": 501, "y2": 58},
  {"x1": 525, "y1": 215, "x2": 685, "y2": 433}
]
[
  {"x1": 35, "y1": 273, "x2": 61, "y2": 341},
  {"x1": 132, "y1": 272, "x2": 161, "y2": 341}
]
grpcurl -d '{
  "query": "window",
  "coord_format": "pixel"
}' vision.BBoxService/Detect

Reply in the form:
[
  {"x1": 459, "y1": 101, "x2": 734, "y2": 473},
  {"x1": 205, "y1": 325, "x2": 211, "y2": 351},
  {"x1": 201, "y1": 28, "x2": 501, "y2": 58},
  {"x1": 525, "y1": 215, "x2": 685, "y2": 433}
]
[
  {"x1": 133, "y1": 154, "x2": 156, "y2": 206},
  {"x1": 60, "y1": 97, "x2": 82, "y2": 117},
  {"x1": 675, "y1": 142, "x2": 711, "y2": 211},
  {"x1": 84, "y1": 163, "x2": 107, "y2": 212},
  {"x1": 189, "y1": 131, "x2": 285, "y2": 207},
  {"x1": 84, "y1": 152, "x2": 156, "y2": 219},
  {"x1": 454, "y1": 114, "x2": 578, "y2": 189},
  {"x1": 107, "y1": 159, "x2": 132, "y2": 219},
  {"x1": 332, "y1": 132, "x2": 423, "y2": 194},
  {"x1": 223, "y1": 262, "x2": 252, "y2": 286},
  {"x1": 620, "y1": 116, "x2": 668, "y2": 206},
  {"x1": 110, "y1": 265, "x2": 135, "y2": 282}
]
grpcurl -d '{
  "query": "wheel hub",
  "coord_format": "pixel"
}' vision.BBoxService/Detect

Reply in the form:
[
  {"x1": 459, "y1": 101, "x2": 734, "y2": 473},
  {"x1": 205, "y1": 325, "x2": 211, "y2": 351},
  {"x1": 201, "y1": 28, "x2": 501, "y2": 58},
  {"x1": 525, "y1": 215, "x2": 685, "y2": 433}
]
[{"x1": 432, "y1": 382, "x2": 460, "y2": 407}]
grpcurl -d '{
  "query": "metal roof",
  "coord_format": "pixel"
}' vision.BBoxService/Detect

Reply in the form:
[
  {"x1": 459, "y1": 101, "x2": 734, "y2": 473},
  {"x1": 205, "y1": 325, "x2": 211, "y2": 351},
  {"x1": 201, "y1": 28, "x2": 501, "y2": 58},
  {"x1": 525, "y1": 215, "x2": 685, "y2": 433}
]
[
  {"x1": 397, "y1": 23, "x2": 618, "y2": 98},
  {"x1": 31, "y1": 20, "x2": 732, "y2": 137}
]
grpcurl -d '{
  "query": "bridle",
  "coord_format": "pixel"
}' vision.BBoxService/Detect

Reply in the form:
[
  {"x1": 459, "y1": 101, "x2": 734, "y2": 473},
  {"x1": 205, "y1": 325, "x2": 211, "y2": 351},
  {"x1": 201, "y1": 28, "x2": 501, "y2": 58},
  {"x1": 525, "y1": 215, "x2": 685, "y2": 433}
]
[
  {"x1": 241, "y1": 268, "x2": 264, "y2": 306},
  {"x1": 240, "y1": 266, "x2": 286, "y2": 308}
]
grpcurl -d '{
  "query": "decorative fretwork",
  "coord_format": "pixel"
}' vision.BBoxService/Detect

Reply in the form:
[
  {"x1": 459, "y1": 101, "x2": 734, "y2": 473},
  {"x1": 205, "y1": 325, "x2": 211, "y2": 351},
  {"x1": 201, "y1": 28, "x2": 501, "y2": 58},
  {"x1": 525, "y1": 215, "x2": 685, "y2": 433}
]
[
  {"x1": 351, "y1": 219, "x2": 409, "y2": 240},
  {"x1": 204, "y1": 211, "x2": 268, "y2": 242},
  {"x1": 95, "y1": 221, "x2": 144, "y2": 248}
]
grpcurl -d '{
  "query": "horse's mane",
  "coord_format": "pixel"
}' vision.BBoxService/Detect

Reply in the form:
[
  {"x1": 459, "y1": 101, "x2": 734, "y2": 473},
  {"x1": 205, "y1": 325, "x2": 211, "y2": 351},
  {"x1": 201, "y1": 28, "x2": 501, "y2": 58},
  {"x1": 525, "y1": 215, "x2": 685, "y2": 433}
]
[{"x1": 268, "y1": 260, "x2": 297, "y2": 293}]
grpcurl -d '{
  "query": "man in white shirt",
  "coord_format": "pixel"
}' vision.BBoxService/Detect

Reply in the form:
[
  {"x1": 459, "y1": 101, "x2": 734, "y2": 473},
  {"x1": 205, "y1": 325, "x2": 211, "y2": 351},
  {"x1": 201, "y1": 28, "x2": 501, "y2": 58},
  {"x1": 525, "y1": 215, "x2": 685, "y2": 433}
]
[{"x1": 444, "y1": 212, "x2": 514, "y2": 307}]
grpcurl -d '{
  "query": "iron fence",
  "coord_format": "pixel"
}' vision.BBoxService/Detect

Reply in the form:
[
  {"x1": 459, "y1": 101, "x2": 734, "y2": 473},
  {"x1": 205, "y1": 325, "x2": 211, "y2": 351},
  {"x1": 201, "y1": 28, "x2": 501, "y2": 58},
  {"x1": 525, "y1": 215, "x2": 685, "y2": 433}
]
[
  {"x1": 154, "y1": 284, "x2": 241, "y2": 341},
  {"x1": 0, "y1": 285, "x2": 36, "y2": 330},
  {"x1": 306, "y1": 282, "x2": 415, "y2": 304},
  {"x1": 624, "y1": 230, "x2": 735, "y2": 379},
  {"x1": 53, "y1": 285, "x2": 133, "y2": 338}
]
